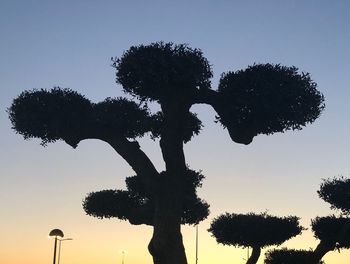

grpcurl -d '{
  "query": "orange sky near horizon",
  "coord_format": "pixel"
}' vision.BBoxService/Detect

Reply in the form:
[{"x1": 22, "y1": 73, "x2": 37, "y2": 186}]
[{"x1": 2, "y1": 216, "x2": 350, "y2": 264}]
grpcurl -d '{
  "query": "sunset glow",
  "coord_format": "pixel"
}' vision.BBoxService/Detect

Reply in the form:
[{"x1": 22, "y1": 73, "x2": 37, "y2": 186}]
[{"x1": 1, "y1": 1, "x2": 350, "y2": 264}]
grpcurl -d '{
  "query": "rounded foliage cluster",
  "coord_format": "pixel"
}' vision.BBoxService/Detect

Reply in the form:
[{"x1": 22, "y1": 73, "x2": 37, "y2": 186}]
[
  {"x1": 125, "y1": 175, "x2": 149, "y2": 198},
  {"x1": 8, "y1": 88, "x2": 92, "y2": 145},
  {"x1": 318, "y1": 177, "x2": 350, "y2": 214},
  {"x1": 83, "y1": 189, "x2": 153, "y2": 225},
  {"x1": 93, "y1": 97, "x2": 152, "y2": 138},
  {"x1": 150, "y1": 111, "x2": 202, "y2": 143},
  {"x1": 311, "y1": 215, "x2": 350, "y2": 248},
  {"x1": 181, "y1": 169, "x2": 208, "y2": 225},
  {"x1": 208, "y1": 212, "x2": 303, "y2": 248},
  {"x1": 183, "y1": 169, "x2": 205, "y2": 191},
  {"x1": 264, "y1": 248, "x2": 324, "y2": 264},
  {"x1": 181, "y1": 196, "x2": 209, "y2": 225},
  {"x1": 84, "y1": 169, "x2": 209, "y2": 226},
  {"x1": 8, "y1": 88, "x2": 156, "y2": 146},
  {"x1": 114, "y1": 42, "x2": 213, "y2": 103},
  {"x1": 149, "y1": 170, "x2": 210, "y2": 225},
  {"x1": 217, "y1": 64, "x2": 325, "y2": 144}
]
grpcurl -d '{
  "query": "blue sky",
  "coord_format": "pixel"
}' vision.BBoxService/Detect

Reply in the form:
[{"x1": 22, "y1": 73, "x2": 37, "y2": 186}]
[{"x1": 1, "y1": 1, "x2": 350, "y2": 263}]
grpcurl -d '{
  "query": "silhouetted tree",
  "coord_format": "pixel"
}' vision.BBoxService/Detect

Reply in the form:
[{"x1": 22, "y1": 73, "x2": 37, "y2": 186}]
[
  {"x1": 311, "y1": 215, "x2": 350, "y2": 261},
  {"x1": 265, "y1": 248, "x2": 324, "y2": 264},
  {"x1": 312, "y1": 215, "x2": 350, "y2": 255},
  {"x1": 208, "y1": 212, "x2": 304, "y2": 264},
  {"x1": 83, "y1": 169, "x2": 209, "y2": 225},
  {"x1": 318, "y1": 177, "x2": 350, "y2": 214},
  {"x1": 310, "y1": 177, "x2": 350, "y2": 263},
  {"x1": 260, "y1": 177, "x2": 350, "y2": 264},
  {"x1": 8, "y1": 42, "x2": 325, "y2": 264}
]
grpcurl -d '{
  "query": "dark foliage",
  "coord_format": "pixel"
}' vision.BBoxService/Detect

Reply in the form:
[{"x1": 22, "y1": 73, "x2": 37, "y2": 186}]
[
  {"x1": 9, "y1": 45, "x2": 325, "y2": 148},
  {"x1": 124, "y1": 169, "x2": 205, "y2": 200},
  {"x1": 114, "y1": 42, "x2": 213, "y2": 103},
  {"x1": 318, "y1": 177, "x2": 350, "y2": 214},
  {"x1": 208, "y1": 212, "x2": 303, "y2": 248},
  {"x1": 83, "y1": 189, "x2": 153, "y2": 225},
  {"x1": 181, "y1": 195, "x2": 209, "y2": 225},
  {"x1": 83, "y1": 169, "x2": 209, "y2": 226},
  {"x1": 93, "y1": 97, "x2": 152, "y2": 138},
  {"x1": 8, "y1": 88, "x2": 155, "y2": 146},
  {"x1": 150, "y1": 111, "x2": 202, "y2": 143},
  {"x1": 216, "y1": 64, "x2": 325, "y2": 144},
  {"x1": 264, "y1": 248, "x2": 324, "y2": 264},
  {"x1": 8, "y1": 88, "x2": 92, "y2": 146},
  {"x1": 9, "y1": 87, "x2": 204, "y2": 146},
  {"x1": 312, "y1": 215, "x2": 350, "y2": 249}
]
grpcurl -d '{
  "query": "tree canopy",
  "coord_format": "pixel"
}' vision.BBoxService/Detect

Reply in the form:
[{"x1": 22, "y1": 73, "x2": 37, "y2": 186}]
[
  {"x1": 83, "y1": 169, "x2": 209, "y2": 225},
  {"x1": 216, "y1": 64, "x2": 324, "y2": 144},
  {"x1": 264, "y1": 248, "x2": 324, "y2": 264},
  {"x1": 312, "y1": 215, "x2": 350, "y2": 250},
  {"x1": 318, "y1": 177, "x2": 350, "y2": 214},
  {"x1": 9, "y1": 43, "x2": 325, "y2": 148},
  {"x1": 208, "y1": 212, "x2": 303, "y2": 249},
  {"x1": 114, "y1": 42, "x2": 213, "y2": 102},
  {"x1": 208, "y1": 212, "x2": 304, "y2": 264}
]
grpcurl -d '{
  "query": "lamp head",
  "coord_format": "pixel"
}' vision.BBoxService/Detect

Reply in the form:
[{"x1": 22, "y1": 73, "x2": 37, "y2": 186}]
[{"x1": 49, "y1": 229, "x2": 64, "y2": 238}]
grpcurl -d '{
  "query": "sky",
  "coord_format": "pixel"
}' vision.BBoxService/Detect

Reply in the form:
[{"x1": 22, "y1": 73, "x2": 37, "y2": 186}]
[{"x1": 1, "y1": 1, "x2": 350, "y2": 263}]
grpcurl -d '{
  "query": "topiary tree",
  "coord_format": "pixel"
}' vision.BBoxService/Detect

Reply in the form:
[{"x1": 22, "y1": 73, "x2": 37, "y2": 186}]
[
  {"x1": 318, "y1": 177, "x2": 350, "y2": 214},
  {"x1": 208, "y1": 212, "x2": 304, "y2": 264},
  {"x1": 261, "y1": 177, "x2": 350, "y2": 264},
  {"x1": 311, "y1": 215, "x2": 350, "y2": 262},
  {"x1": 8, "y1": 42, "x2": 325, "y2": 264},
  {"x1": 308, "y1": 177, "x2": 350, "y2": 263},
  {"x1": 264, "y1": 248, "x2": 324, "y2": 264}
]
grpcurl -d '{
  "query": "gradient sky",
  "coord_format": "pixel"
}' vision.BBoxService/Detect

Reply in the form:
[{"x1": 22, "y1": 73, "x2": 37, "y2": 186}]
[{"x1": 1, "y1": 1, "x2": 350, "y2": 264}]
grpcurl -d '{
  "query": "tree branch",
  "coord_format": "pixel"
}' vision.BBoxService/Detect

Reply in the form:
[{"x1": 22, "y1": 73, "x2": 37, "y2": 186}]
[
  {"x1": 64, "y1": 127, "x2": 159, "y2": 192},
  {"x1": 193, "y1": 88, "x2": 219, "y2": 105},
  {"x1": 194, "y1": 88, "x2": 255, "y2": 144}
]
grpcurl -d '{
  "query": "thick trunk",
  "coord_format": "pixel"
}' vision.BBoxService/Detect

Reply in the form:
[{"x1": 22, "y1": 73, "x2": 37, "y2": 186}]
[
  {"x1": 148, "y1": 191, "x2": 187, "y2": 264},
  {"x1": 246, "y1": 247, "x2": 261, "y2": 264},
  {"x1": 312, "y1": 241, "x2": 334, "y2": 264},
  {"x1": 148, "y1": 222, "x2": 187, "y2": 264},
  {"x1": 148, "y1": 101, "x2": 190, "y2": 264}
]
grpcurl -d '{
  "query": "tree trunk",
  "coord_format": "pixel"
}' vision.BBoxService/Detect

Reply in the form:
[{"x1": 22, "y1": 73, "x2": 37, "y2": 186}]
[
  {"x1": 148, "y1": 189, "x2": 187, "y2": 264},
  {"x1": 246, "y1": 247, "x2": 261, "y2": 264},
  {"x1": 148, "y1": 101, "x2": 190, "y2": 264},
  {"x1": 312, "y1": 241, "x2": 334, "y2": 264}
]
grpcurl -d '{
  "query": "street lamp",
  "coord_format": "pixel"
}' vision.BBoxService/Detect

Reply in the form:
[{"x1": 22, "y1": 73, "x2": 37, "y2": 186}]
[
  {"x1": 57, "y1": 238, "x2": 73, "y2": 264},
  {"x1": 49, "y1": 229, "x2": 64, "y2": 264},
  {"x1": 195, "y1": 225, "x2": 198, "y2": 264},
  {"x1": 120, "y1": 250, "x2": 127, "y2": 264}
]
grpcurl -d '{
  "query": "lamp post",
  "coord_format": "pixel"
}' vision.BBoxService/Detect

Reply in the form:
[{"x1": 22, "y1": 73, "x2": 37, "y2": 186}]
[
  {"x1": 120, "y1": 250, "x2": 127, "y2": 264},
  {"x1": 49, "y1": 229, "x2": 64, "y2": 264},
  {"x1": 57, "y1": 238, "x2": 73, "y2": 264},
  {"x1": 195, "y1": 225, "x2": 198, "y2": 264}
]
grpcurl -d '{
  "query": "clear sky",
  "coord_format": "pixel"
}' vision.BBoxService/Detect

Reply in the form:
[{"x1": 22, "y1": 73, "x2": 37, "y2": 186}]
[{"x1": 1, "y1": 1, "x2": 350, "y2": 264}]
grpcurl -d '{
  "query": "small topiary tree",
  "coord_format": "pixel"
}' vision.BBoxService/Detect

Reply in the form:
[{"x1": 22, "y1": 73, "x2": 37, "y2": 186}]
[
  {"x1": 311, "y1": 215, "x2": 350, "y2": 261},
  {"x1": 208, "y1": 212, "x2": 304, "y2": 264},
  {"x1": 264, "y1": 248, "x2": 324, "y2": 264},
  {"x1": 8, "y1": 42, "x2": 325, "y2": 264},
  {"x1": 310, "y1": 177, "x2": 350, "y2": 263},
  {"x1": 253, "y1": 177, "x2": 350, "y2": 264},
  {"x1": 318, "y1": 177, "x2": 350, "y2": 214}
]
